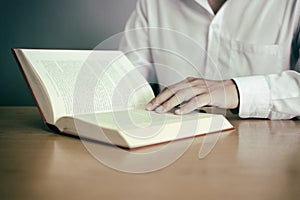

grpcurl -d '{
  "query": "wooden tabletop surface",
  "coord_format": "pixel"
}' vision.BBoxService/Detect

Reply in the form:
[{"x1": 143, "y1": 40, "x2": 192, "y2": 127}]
[{"x1": 0, "y1": 107, "x2": 300, "y2": 200}]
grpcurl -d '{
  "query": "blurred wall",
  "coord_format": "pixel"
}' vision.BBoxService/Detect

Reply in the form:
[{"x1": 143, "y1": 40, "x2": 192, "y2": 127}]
[{"x1": 0, "y1": 0, "x2": 136, "y2": 106}]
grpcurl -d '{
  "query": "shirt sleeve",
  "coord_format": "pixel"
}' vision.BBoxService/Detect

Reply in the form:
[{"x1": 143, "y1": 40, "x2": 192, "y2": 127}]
[
  {"x1": 118, "y1": 0, "x2": 158, "y2": 84},
  {"x1": 233, "y1": 70, "x2": 300, "y2": 120}
]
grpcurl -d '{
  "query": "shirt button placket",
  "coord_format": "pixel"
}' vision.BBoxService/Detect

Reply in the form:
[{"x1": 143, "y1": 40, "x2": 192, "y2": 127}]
[{"x1": 206, "y1": 22, "x2": 221, "y2": 79}]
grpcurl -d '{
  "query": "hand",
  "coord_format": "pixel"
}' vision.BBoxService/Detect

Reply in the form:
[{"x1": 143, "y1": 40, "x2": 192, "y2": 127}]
[{"x1": 145, "y1": 77, "x2": 239, "y2": 114}]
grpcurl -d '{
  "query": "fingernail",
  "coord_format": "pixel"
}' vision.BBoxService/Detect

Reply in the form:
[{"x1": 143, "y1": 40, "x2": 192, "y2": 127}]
[
  {"x1": 175, "y1": 109, "x2": 182, "y2": 115},
  {"x1": 146, "y1": 103, "x2": 153, "y2": 111},
  {"x1": 155, "y1": 106, "x2": 166, "y2": 113}
]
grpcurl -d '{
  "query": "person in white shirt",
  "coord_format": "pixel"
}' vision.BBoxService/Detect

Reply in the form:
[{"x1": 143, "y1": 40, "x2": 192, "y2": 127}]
[{"x1": 119, "y1": 0, "x2": 300, "y2": 120}]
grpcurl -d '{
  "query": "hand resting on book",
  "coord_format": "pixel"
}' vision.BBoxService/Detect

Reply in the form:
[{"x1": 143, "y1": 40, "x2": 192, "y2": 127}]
[{"x1": 146, "y1": 77, "x2": 239, "y2": 115}]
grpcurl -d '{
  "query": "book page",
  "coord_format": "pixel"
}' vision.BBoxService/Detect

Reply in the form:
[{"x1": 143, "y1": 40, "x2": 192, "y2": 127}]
[
  {"x1": 73, "y1": 51, "x2": 154, "y2": 115},
  {"x1": 14, "y1": 49, "x2": 54, "y2": 123},
  {"x1": 92, "y1": 109, "x2": 215, "y2": 130},
  {"x1": 68, "y1": 109, "x2": 232, "y2": 148},
  {"x1": 22, "y1": 49, "x2": 154, "y2": 122}
]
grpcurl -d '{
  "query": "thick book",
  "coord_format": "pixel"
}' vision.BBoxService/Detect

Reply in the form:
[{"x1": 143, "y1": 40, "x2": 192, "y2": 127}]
[{"x1": 13, "y1": 48, "x2": 233, "y2": 149}]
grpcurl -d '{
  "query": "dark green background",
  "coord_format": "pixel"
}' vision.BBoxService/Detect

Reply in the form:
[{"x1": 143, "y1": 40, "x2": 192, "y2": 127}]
[{"x1": 0, "y1": 0, "x2": 136, "y2": 106}]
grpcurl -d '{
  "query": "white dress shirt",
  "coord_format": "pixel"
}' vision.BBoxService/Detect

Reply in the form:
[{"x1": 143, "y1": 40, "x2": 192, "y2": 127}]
[{"x1": 119, "y1": 0, "x2": 300, "y2": 119}]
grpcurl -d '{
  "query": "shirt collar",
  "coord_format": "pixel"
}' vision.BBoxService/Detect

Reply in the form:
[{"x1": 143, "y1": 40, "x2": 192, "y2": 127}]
[{"x1": 194, "y1": 0, "x2": 215, "y2": 15}]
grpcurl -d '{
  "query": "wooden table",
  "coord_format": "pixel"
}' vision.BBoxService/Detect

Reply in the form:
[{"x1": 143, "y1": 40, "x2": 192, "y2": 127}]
[{"x1": 0, "y1": 107, "x2": 300, "y2": 200}]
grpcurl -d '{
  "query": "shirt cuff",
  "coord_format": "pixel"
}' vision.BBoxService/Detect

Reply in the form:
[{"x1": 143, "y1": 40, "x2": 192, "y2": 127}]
[{"x1": 232, "y1": 76, "x2": 271, "y2": 118}]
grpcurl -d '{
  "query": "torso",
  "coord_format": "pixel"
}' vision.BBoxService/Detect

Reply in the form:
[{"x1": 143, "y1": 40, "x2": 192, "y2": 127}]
[{"x1": 122, "y1": 0, "x2": 300, "y2": 84}]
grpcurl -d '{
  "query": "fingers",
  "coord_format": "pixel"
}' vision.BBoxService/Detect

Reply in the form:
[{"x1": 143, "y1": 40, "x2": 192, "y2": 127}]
[
  {"x1": 146, "y1": 81, "x2": 210, "y2": 114},
  {"x1": 146, "y1": 77, "x2": 198, "y2": 111},
  {"x1": 175, "y1": 93, "x2": 210, "y2": 115},
  {"x1": 145, "y1": 87, "x2": 174, "y2": 111},
  {"x1": 145, "y1": 78, "x2": 239, "y2": 115},
  {"x1": 155, "y1": 87, "x2": 204, "y2": 113}
]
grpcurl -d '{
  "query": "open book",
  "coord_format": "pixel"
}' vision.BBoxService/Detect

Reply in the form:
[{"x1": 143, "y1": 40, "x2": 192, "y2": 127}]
[{"x1": 13, "y1": 49, "x2": 233, "y2": 149}]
